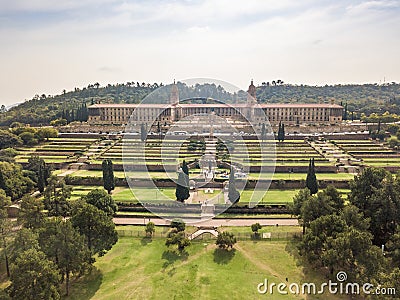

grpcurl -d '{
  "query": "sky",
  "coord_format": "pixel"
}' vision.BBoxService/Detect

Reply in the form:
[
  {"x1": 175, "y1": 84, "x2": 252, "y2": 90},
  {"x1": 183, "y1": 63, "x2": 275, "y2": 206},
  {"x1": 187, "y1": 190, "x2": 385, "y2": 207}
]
[{"x1": 0, "y1": 0, "x2": 400, "y2": 106}]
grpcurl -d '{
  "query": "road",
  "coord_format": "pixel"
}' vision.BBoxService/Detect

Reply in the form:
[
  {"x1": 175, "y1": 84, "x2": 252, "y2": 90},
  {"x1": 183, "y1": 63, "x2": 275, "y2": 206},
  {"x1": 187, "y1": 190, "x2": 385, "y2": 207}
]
[{"x1": 114, "y1": 217, "x2": 298, "y2": 227}]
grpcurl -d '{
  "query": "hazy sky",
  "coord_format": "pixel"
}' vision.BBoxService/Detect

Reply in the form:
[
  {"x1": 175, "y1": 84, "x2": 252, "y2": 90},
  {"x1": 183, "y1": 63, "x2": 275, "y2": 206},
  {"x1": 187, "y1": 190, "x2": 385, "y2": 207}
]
[{"x1": 1, "y1": 0, "x2": 400, "y2": 106}]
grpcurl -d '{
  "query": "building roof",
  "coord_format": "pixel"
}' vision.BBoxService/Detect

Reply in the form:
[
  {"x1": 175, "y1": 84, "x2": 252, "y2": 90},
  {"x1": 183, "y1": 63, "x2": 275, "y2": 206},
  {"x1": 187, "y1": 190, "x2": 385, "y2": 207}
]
[
  {"x1": 259, "y1": 103, "x2": 343, "y2": 108},
  {"x1": 88, "y1": 103, "x2": 343, "y2": 109},
  {"x1": 88, "y1": 103, "x2": 170, "y2": 108}
]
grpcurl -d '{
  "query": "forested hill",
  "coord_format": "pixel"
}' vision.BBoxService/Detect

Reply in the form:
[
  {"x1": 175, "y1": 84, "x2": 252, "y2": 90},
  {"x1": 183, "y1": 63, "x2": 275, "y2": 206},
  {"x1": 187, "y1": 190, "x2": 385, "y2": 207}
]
[{"x1": 1, "y1": 81, "x2": 400, "y2": 126}]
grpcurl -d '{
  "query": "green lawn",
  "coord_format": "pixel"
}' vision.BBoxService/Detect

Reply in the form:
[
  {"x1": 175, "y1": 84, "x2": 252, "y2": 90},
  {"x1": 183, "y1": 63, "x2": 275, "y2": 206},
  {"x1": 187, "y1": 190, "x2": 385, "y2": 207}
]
[
  {"x1": 112, "y1": 188, "x2": 176, "y2": 203},
  {"x1": 239, "y1": 190, "x2": 298, "y2": 204},
  {"x1": 64, "y1": 234, "x2": 343, "y2": 300},
  {"x1": 250, "y1": 173, "x2": 355, "y2": 180}
]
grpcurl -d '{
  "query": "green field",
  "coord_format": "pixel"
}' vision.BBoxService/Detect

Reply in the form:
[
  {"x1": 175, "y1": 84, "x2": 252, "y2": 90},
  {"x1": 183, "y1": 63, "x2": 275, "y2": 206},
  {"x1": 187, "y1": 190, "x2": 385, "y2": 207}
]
[{"x1": 64, "y1": 233, "x2": 342, "y2": 300}]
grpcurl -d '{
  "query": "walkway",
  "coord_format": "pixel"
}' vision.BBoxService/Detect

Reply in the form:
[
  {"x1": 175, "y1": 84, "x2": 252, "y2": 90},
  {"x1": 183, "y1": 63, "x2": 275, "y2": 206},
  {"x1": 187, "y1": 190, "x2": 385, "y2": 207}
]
[
  {"x1": 188, "y1": 228, "x2": 219, "y2": 240},
  {"x1": 114, "y1": 217, "x2": 298, "y2": 227}
]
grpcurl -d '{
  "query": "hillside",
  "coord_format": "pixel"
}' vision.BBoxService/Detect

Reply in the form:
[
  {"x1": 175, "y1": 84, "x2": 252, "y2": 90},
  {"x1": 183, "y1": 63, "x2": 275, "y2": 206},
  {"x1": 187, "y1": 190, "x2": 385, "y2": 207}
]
[{"x1": 1, "y1": 81, "x2": 400, "y2": 126}]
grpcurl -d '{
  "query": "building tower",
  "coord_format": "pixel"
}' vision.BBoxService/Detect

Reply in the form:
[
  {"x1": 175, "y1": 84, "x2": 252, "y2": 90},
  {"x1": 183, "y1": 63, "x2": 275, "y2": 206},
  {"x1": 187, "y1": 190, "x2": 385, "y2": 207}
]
[
  {"x1": 170, "y1": 80, "x2": 179, "y2": 122},
  {"x1": 247, "y1": 80, "x2": 257, "y2": 105},
  {"x1": 170, "y1": 80, "x2": 179, "y2": 105},
  {"x1": 246, "y1": 80, "x2": 257, "y2": 121}
]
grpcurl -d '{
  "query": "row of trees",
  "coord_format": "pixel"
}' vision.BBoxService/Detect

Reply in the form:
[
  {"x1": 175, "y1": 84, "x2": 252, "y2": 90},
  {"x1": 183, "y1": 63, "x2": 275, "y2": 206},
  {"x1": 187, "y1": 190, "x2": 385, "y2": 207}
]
[
  {"x1": 50, "y1": 103, "x2": 90, "y2": 126},
  {"x1": 293, "y1": 168, "x2": 400, "y2": 290}
]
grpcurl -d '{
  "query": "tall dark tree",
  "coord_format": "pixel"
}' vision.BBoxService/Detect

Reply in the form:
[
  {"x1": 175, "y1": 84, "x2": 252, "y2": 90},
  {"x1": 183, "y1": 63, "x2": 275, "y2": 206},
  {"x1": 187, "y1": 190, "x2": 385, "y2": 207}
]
[
  {"x1": 140, "y1": 123, "x2": 147, "y2": 142},
  {"x1": 305, "y1": 158, "x2": 318, "y2": 194},
  {"x1": 182, "y1": 160, "x2": 189, "y2": 176},
  {"x1": 0, "y1": 190, "x2": 12, "y2": 277},
  {"x1": 281, "y1": 123, "x2": 285, "y2": 142},
  {"x1": 228, "y1": 168, "x2": 240, "y2": 204},
  {"x1": 157, "y1": 121, "x2": 161, "y2": 140},
  {"x1": 343, "y1": 102, "x2": 348, "y2": 120},
  {"x1": 37, "y1": 162, "x2": 45, "y2": 192},
  {"x1": 0, "y1": 169, "x2": 6, "y2": 192},
  {"x1": 102, "y1": 159, "x2": 115, "y2": 194},
  {"x1": 261, "y1": 123, "x2": 266, "y2": 141},
  {"x1": 175, "y1": 170, "x2": 189, "y2": 202},
  {"x1": 277, "y1": 121, "x2": 282, "y2": 142}
]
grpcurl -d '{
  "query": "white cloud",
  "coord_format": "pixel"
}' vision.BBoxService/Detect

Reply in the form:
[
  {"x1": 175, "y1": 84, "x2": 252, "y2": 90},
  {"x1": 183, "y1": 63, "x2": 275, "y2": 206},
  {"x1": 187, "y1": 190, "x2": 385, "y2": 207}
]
[
  {"x1": 0, "y1": 0, "x2": 399, "y2": 105},
  {"x1": 0, "y1": 0, "x2": 119, "y2": 12}
]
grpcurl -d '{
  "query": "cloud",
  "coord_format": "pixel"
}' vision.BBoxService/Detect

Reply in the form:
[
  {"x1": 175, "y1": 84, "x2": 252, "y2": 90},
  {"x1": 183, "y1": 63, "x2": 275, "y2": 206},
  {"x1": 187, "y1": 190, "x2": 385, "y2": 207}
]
[
  {"x1": 98, "y1": 66, "x2": 121, "y2": 73},
  {"x1": 0, "y1": 0, "x2": 399, "y2": 106},
  {"x1": 0, "y1": 0, "x2": 119, "y2": 13},
  {"x1": 186, "y1": 26, "x2": 210, "y2": 34},
  {"x1": 346, "y1": 0, "x2": 400, "y2": 18}
]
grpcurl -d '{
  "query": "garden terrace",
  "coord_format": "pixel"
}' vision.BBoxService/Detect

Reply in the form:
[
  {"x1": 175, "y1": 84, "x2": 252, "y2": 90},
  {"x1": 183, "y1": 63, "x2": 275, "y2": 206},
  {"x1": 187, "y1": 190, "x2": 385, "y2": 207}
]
[
  {"x1": 332, "y1": 139, "x2": 400, "y2": 168},
  {"x1": 15, "y1": 136, "x2": 100, "y2": 163},
  {"x1": 223, "y1": 139, "x2": 333, "y2": 169},
  {"x1": 94, "y1": 138, "x2": 205, "y2": 166}
]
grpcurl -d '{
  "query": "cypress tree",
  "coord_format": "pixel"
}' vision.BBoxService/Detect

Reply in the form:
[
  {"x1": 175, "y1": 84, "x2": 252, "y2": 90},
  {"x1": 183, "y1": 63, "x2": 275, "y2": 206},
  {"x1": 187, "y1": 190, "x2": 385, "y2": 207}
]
[
  {"x1": 140, "y1": 123, "x2": 147, "y2": 142},
  {"x1": 281, "y1": 123, "x2": 285, "y2": 142},
  {"x1": 277, "y1": 121, "x2": 282, "y2": 142},
  {"x1": 83, "y1": 103, "x2": 89, "y2": 121},
  {"x1": 65, "y1": 110, "x2": 70, "y2": 123},
  {"x1": 261, "y1": 123, "x2": 266, "y2": 141},
  {"x1": 305, "y1": 158, "x2": 318, "y2": 194},
  {"x1": 182, "y1": 160, "x2": 189, "y2": 176},
  {"x1": 102, "y1": 159, "x2": 115, "y2": 194},
  {"x1": 175, "y1": 170, "x2": 189, "y2": 202},
  {"x1": 228, "y1": 168, "x2": 240, "y2": 204},
  {"x1": 0, "y1": 169, "x2": 6, "y2": 192},
  {"x1": 343, "y1": 102, "x2": 348, "y2": 120},
  {"x1": 37, "y1": 162, "x2": 45, "y2": 193}
]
